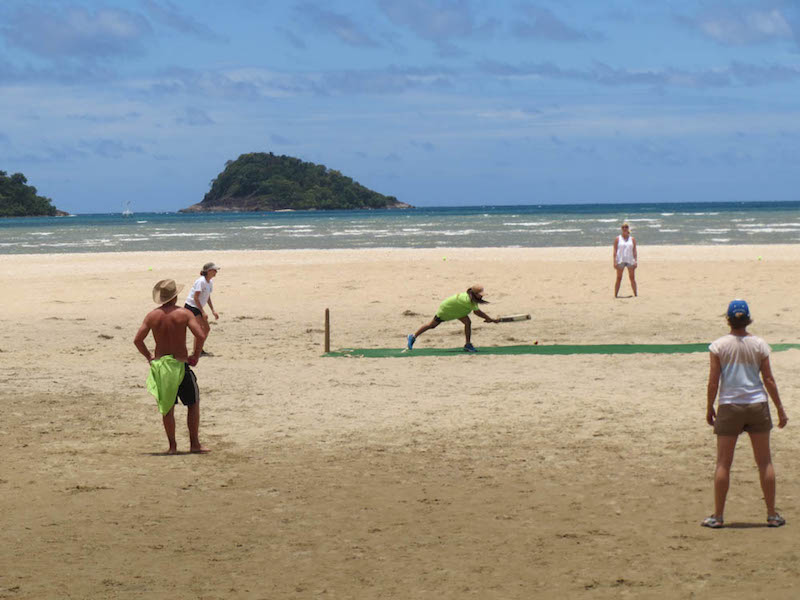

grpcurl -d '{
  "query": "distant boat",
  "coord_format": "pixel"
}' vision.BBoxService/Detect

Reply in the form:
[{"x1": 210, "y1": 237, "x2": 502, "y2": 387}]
[{"x1": 122, "y1": 201, "x2": 133, "y2": 217}]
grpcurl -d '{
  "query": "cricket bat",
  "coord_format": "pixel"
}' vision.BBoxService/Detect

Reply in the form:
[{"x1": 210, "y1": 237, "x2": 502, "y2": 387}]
[{"x1": 498, "y1": 314, "x2": 531, "y2": 322}]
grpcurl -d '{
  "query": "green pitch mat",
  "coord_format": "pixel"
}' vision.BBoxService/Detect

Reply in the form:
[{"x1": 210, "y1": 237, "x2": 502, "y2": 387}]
[{"x1": 325, "y1": 343, "x2": 800, "y2": 358}]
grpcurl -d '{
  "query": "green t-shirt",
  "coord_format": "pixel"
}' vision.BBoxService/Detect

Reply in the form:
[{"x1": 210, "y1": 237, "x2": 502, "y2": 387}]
[{"x1": 436, "y1": 292, "x2": 479, "y2": 321}]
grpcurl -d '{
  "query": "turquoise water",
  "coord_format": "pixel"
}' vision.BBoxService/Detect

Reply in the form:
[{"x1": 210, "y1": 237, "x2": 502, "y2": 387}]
[{"x1": 1, "y1": 201, "x2": 799, "y2": 254}]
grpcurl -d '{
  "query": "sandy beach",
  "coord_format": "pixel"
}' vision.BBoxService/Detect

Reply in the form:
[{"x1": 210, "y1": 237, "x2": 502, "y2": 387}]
[{"x1": 2, "y1": 245, "x2": 799, "y2": 599}]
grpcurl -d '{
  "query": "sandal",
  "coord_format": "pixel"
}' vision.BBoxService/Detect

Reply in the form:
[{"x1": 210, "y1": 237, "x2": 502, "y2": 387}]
[
  {"x1": 767, "y1": 514, "x2": 786, "y2": 528},
  {"x1": 701, "y1": 515, "x2": 724, "y2": 529}
]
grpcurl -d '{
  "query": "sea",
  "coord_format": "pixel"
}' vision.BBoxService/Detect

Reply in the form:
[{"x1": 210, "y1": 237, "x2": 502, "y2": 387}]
[{"x1": 1, "y1": 201, "x2": 799, "y2": 254}]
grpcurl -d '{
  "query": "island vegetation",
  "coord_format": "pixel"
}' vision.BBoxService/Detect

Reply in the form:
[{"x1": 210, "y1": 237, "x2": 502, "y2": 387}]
[
  {"x1": 181, "y1": 153, "x2": 409, "y2": 212},
  {"x1": 0, "y1": 171, "x2": 65, "y2": 217}
]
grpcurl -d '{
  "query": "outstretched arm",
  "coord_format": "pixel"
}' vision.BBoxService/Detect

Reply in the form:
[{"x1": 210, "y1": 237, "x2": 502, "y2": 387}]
[
  {"x1": 134, "y1": 318, "x2": 153, "y2": 363},
  {"x1": 474, "y1": 309, "x2": 498, "y2": 323}
]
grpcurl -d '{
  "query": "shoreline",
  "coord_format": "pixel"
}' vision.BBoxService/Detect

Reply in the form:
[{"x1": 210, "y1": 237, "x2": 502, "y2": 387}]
[
  {"x1": 4, "y1": 203, "x2": 800, "y2": 253},
  {"x1": 4, "y1": 241, "x2": 800, "y2": 258}
]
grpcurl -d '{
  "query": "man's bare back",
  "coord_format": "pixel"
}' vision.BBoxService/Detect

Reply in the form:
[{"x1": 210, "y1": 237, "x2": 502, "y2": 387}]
[{"x1": 134, "y1": 303, "x2": 205, "y2": 363}]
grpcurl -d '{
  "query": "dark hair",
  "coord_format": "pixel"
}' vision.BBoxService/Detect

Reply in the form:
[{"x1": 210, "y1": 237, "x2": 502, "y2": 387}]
[{"x1": 727, "y1": 314, "x2": 752, "y2": 329}]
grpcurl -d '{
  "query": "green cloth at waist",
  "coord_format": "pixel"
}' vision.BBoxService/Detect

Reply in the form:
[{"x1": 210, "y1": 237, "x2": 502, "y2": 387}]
[{"x1": 147, "y1": 355, "x2": 186, "y2": 415}]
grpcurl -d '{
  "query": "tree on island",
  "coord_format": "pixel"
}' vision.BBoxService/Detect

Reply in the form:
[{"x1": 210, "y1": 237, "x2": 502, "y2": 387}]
[
  {"x1": 181, "y1": 152, "x2": 410, "y2": 212},
  {"x1": 0, "y1": 171, "x2": 64, "y2": 217}
]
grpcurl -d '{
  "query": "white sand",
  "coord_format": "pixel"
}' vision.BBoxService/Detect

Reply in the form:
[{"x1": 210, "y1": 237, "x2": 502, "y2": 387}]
[{"x1": 2, "y1": 245, "x2": 799, "y2": 599}]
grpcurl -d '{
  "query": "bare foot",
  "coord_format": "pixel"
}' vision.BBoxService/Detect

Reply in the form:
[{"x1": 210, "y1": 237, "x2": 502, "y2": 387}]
[
  {"x1": 190, "y1": 446, "x2": 210, "y2": 454},
  {"x1": 166, "y1": 447, "x2": 178, "y2": 455}
]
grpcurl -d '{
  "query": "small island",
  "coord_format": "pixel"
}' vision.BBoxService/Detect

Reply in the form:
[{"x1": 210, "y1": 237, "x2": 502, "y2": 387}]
[
  {"x1": 0, "y1": 171, "x2": 66, "y2": 217},
  {"x1": 181, "y1": 152, "x2": 410, "y2": 212}
]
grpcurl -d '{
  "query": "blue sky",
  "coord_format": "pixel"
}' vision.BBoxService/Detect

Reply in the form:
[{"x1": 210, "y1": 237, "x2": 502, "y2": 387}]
[{"x1": 1, "y1": 0, "x2": 800, "y2": 213}]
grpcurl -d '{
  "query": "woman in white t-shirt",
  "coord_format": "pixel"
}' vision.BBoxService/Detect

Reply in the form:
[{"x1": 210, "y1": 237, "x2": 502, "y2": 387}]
[
  {"x1": 702, "y1": 299, "x2": 788, "y2": 529},
  {"x1": 613, "y1": 222, "x2": 637, "y2": 298},
  {"x1": 184, "y1": 262, "x2": 220, "y2": 356}
]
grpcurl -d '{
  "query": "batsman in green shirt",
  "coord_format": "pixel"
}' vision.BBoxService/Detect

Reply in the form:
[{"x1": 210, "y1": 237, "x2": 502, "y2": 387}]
[{"x1": 407, "y1": 284, "x2": 499, "y2": 353}]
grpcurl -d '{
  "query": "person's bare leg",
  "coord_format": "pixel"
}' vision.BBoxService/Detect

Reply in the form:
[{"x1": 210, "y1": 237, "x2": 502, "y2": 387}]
[
  {"x1": 459, "y1": 316, "x2": 472, "y2": 345},
  {"x1": 628, "y1": 266, "x2": 638, "y2": 297},
  {"x1": 413, "y1": 319, "x2": 439, "y2": 339},
  {"x1": 713, "y1": 435, "x2": 737, "y2": 518},
  {"x1": 162, "y1": 407, "x2": 178, "y2": 454},
  {"x1": 749, "y1": 431, "x2": 776, "y2": 515},
  {"x1": 187, "y1": 401, "x2": 208, "y2": 453},
  {"x1": 191, "y1": 314, "x2": 207, "y2": 356},
  {"x1": 614, "y1": 267, "x2": 624, "y2": 297}
]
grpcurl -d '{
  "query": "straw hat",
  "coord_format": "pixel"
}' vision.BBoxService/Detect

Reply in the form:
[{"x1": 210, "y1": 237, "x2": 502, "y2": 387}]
[
  {"x1": 152, "y1": 279, "x2": 184, "y2": 304},
  {"x1": 469, "y1": 284, "x2": 486, "y2": 298}
]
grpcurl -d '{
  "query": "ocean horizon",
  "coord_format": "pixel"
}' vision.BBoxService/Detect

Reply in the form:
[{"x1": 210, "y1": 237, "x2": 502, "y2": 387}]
[{"x1": 2, "y1": 200, "x2": 799, "y2": 254}]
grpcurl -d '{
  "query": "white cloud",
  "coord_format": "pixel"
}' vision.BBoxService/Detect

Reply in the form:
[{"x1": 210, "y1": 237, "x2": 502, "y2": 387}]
[
  {"x1": 691, "y1": 6, "x2": 792, "y2": 45},
  {"x1": 1, "y1": 4, "x2": 152, "y2": 59}
]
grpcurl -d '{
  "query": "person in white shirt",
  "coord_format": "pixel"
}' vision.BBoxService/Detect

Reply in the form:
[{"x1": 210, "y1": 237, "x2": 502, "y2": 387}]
[
  {"x1": 702, "y1": 300, "x2": 788, "y2": 529},
  {"x1": 613, "y1": 222, "x2": 637, "y2": 298},
  {"x1": 184, "y1": 262, "x2": 220, "y2": 356}
]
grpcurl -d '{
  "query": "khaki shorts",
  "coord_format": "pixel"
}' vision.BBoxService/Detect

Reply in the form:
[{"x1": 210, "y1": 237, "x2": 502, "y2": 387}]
[{"x1": 714, "y1": 402, "x2": 772, "y2": 436}]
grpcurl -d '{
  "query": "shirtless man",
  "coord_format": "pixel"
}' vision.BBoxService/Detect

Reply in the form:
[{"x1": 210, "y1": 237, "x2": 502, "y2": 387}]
[{"x1": 134, "y1": 279, "x2": 208, "y2": 454}]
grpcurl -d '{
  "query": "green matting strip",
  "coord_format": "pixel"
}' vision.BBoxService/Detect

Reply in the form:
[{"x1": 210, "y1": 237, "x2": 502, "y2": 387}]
[{"x1": 325, "y1": 343, "x2": 800, "y2": 358}]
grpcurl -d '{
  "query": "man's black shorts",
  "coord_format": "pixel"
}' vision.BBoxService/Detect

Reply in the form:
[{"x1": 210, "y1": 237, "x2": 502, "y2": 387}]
[
  {"x1": 176, "y1": 364, "x2": 199, "y2": 407},
  {"x1": 184, "y1": 304, "x2": 202, "y2": 317}
]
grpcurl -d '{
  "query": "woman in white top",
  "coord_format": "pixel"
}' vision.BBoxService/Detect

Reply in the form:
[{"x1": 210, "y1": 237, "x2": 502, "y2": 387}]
[
  {"x1": 184, "y1": 262, "x2": 220, "y2": 356},
  {"x1": 702, "y1": 300, "x2": 788, "y2": 529},
  {"x1": 613, "y1": 222, "x2": 637, "y2": 298}
]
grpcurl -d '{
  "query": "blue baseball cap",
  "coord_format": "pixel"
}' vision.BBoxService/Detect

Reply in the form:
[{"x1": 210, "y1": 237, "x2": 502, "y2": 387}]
[{"x1": 727, "y1": 299, "x2": 750, "y2": 318}]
